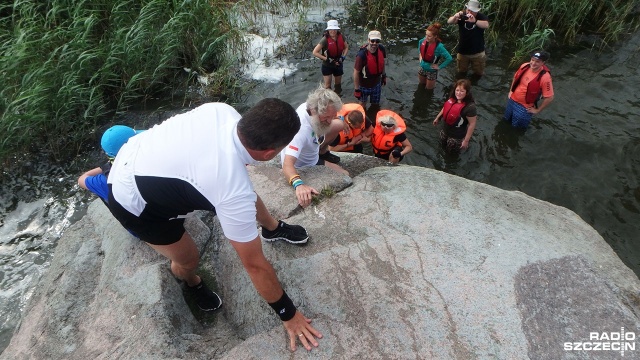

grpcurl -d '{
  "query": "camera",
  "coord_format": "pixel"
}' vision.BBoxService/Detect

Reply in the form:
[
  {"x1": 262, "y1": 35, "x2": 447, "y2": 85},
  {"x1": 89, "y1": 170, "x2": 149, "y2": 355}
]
[
  {"x1": 391, "y1": 149, "x2": 402, "y2": 158},
  {"x1": 460, "y1": 13, "x2": 469, "y2": 20}
]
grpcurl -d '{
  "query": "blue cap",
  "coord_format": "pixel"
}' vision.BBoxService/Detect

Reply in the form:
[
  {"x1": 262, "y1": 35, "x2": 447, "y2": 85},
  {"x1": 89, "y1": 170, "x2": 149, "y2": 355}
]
[{"x1": 100, "y1": 125, "x2": 143, "y2": 157}]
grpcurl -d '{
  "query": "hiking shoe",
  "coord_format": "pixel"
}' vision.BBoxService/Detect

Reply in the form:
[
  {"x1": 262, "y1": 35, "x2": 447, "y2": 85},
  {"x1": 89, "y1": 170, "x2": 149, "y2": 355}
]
[
  {"x1": 187, "y1": 280, "x2": 222, "y2": 311},
  {"x1": 319, "y1": 151, "x2": 340, "y2": 164},
  {"x1": 261, "y1": 220, "x2": 309, "y2": 245}
]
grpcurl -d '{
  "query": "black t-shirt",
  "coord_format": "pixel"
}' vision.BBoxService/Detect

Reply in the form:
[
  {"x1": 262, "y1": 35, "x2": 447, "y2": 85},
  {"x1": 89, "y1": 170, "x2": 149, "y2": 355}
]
[
  {"x1": 374, "y1": 132, "x2": 407, "y2": 160},
  {"x1": 444, "y1": 102, "x2": 477, "y2": 139},
  {"x1": 457, "y1": 12, "x2": 488, "y2": 55}
]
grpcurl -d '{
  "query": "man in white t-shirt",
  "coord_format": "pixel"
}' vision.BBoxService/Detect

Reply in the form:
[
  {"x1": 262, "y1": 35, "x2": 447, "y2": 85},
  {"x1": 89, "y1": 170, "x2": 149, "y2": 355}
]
[
  {"x1": 106, "y1": 98, "x2": 322, "y2": 352},
  {"x1": 281, "y1": 87, "x2": 348, "y2": 207}
]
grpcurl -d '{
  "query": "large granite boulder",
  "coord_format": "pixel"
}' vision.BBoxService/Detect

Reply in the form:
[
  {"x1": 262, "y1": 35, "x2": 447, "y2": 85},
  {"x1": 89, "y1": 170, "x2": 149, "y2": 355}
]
[{"x1": 2, "y1": 154, "x2": 639, "y2": 359}]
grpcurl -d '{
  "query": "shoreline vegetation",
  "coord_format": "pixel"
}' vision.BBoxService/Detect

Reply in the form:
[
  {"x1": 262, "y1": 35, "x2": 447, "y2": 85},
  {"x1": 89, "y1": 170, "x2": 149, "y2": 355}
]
[{"x1": 1, "y1": 0, "x2": 638, "y2": 165}]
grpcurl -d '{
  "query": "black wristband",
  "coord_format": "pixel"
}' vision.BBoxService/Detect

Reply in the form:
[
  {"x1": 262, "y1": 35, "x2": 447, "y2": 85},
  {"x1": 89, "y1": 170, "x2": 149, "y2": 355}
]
[{"x1": 268, "y1": 291, "x2": 297, "y2": 321}]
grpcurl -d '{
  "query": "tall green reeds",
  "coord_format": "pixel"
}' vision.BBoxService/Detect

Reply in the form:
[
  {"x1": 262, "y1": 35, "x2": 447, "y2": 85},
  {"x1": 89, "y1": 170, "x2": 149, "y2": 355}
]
[
  {"x1": 0, "y1": 0, "x2": 241, "y2": 163},
  {"x1": 350, "y1": 0, "x2": 639, "y2": 61}
]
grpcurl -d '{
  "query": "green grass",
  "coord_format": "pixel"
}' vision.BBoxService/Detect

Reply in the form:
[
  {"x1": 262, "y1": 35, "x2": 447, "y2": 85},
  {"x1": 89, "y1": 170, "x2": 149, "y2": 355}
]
[
  {"x1": 0, "y1": 0, "x2": 242, "y2": 163},
  {"x1": 311, "y1": 186, "x2": 337, "y2": 205}
]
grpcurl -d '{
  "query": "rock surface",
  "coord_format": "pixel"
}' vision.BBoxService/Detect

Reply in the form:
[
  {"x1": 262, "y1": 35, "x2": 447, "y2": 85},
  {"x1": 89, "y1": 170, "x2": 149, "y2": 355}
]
[{"x1": 2, "y1": 154, "x2": 639, "y2": 359}]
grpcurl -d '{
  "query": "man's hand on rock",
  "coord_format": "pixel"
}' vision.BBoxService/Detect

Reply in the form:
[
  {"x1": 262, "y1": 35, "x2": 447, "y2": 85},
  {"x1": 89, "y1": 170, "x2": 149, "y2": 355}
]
[
  {"x1": 295, "y1": 184, "x2": 319, "y2": 208},
  {"x1": 283, "y1": 311, "x2": 322, "y2": 352}
]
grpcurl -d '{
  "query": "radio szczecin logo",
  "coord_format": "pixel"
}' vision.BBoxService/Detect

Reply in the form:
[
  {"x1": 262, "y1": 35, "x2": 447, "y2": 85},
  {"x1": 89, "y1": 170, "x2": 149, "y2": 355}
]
[{"x1": 564, "y1": 328, "x2": 636, "y2": 356}]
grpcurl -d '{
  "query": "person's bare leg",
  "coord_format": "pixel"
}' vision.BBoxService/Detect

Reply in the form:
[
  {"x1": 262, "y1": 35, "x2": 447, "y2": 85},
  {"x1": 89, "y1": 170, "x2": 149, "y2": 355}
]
[
  {"x1": 147, "y1": 232, "x2": 200, "y2": 286},
  {"x1": 334, "y1": 75, "x2": 342, "y2": 86},
  {"x1": 323, "y1": 75, "x2": 332, "y2": 89},
  {"x1": 256, "y1": 195, "x2": 278, "y2": 231}
]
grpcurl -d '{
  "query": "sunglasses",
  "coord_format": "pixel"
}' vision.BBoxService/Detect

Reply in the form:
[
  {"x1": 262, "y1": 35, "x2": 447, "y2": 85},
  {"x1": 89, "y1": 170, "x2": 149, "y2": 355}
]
[
  {"x1": 380, "y1": 122, "x2": 394, "y2": 128},
  {"x1": 369, "y1": 39, "x2": 380, "y2": 43}
]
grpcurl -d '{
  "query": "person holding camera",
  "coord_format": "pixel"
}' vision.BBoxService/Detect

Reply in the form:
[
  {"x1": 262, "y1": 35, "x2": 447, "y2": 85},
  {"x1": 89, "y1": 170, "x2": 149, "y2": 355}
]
[
  {"x1": 312, "y1": 20, "x2": 349, "y2": 91},
  {"x1": 447, "y1": 0, "x2": 489, "y2": 77},
  {"x1": 370, "y1": 109, "x2": 412, "y2": 164}
]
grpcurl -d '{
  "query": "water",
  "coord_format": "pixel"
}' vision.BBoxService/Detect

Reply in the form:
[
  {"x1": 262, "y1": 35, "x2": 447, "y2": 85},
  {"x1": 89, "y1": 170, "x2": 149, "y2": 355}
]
[{"x1": 1, "y1": 22, "x2": 639, "y2": 353}]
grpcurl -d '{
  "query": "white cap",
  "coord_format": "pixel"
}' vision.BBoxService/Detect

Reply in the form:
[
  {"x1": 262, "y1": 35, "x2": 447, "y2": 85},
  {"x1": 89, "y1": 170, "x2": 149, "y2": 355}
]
[{"x1": 368, "y1": 30, "x2": 382, "y2": 40}]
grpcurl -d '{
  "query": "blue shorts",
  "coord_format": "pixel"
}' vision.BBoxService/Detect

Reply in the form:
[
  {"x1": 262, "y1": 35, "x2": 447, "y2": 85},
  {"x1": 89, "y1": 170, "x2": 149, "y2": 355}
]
[
  {"x1": 503, "y1": 98, "x2": 532, "y2": 128},
  {"x1": 359, "y1": 82, "x2": 382, "y2": 104}
]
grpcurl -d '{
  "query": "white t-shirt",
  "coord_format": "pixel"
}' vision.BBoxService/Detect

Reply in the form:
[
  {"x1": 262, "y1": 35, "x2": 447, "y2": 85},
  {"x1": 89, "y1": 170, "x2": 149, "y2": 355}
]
[
  {"x1": 280, "y1": 102, "x2": 320, "y2": 168},
  {"x1": 108, "y1": 103, "x2": 259, "y2": 242}
]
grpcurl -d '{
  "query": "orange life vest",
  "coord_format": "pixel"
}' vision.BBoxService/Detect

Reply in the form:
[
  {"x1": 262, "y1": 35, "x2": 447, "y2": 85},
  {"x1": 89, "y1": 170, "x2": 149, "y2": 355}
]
[
  {"x1": 371, "y1": 110, "x2": 406, "y2": 157},
  {"x1": 334, "y1": 103, "x2": 367, "y2": 151},
  {"x1": 511, "y1": 63, "x2": 551, "y2": 105},
  {"x1": 441, "y1": 99, "x2": 466, "y2": 126},
  {"x1": 420, "y1": 39, "x2": 439, "y2": 63},
  {"x1": 326, "y1": 33, "x2": 346, "y2": 59}
]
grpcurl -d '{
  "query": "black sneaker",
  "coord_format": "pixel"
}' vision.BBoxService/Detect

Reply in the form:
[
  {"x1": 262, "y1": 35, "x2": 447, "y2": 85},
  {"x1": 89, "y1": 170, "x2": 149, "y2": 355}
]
[
  {"x1": 187, "y1": 280, "x2": 222, "y2": 311},
  {"x1": 261, "y1": 220, "x2": 309, "y2": 245},
  {"x1": 319, "y1": 151, "x2": 340, "y2": 164}
]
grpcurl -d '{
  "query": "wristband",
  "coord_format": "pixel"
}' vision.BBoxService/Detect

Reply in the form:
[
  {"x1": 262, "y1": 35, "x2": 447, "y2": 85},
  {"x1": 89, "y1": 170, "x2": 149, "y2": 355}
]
[
  {"x1": 288, "y1": 174, "x2": 301, "y2": 186},
  {"x1": 268, "y1": 291, "x2": 297, "y2": 321},
  {"x1": 292, "y1": 179, "x2": 304, "y2": 189}
]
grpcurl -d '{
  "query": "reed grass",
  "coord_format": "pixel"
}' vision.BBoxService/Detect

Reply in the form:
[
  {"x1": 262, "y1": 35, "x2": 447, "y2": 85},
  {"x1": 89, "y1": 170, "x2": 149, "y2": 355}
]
[{"x1": 0, "y1": 0, "x2": 242, "y2": 163}]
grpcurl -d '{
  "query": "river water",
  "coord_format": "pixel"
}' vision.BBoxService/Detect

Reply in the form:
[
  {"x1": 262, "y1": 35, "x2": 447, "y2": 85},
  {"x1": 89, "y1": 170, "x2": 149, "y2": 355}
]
[{"x1": 1, "y1": 17, "x2": 639, "y2": 352}]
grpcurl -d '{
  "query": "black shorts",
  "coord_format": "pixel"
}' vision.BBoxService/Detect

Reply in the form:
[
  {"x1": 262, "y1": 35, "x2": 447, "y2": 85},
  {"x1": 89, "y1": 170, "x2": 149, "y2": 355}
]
[
  {"x1": 107, "y1": 184, "x2": 186, "y2": 245},
  {"x1": 321, "y1": 64, "x2": 344, "y2": 77}
]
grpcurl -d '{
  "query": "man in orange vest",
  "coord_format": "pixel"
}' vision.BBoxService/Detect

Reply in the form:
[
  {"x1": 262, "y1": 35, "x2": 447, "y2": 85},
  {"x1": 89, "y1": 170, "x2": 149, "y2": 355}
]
[{"x1": 503, "y1": 50, "x2": 554, "y2": 128}]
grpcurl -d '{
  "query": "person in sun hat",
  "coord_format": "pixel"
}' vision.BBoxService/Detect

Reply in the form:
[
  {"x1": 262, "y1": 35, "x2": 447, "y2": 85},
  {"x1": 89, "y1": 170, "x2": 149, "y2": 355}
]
[
  {"x1": 312, "y1": 19, "x2": 349, "y2": 92},
  {"x1": 370, "y1": 109, "x2": 413, "y2": 164},
  {"x1": 447, "y1": 0, "x2": 490, "y2": 77},
  {"x1": 503, "y1": 50, "x2": 554, "y2": 128},
  {"x1": 353, "y1": 30, "x2": 387, "y2": 108},
  {"x1": 78, "y1": 125, "x2": 144, "y2": 204}
]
